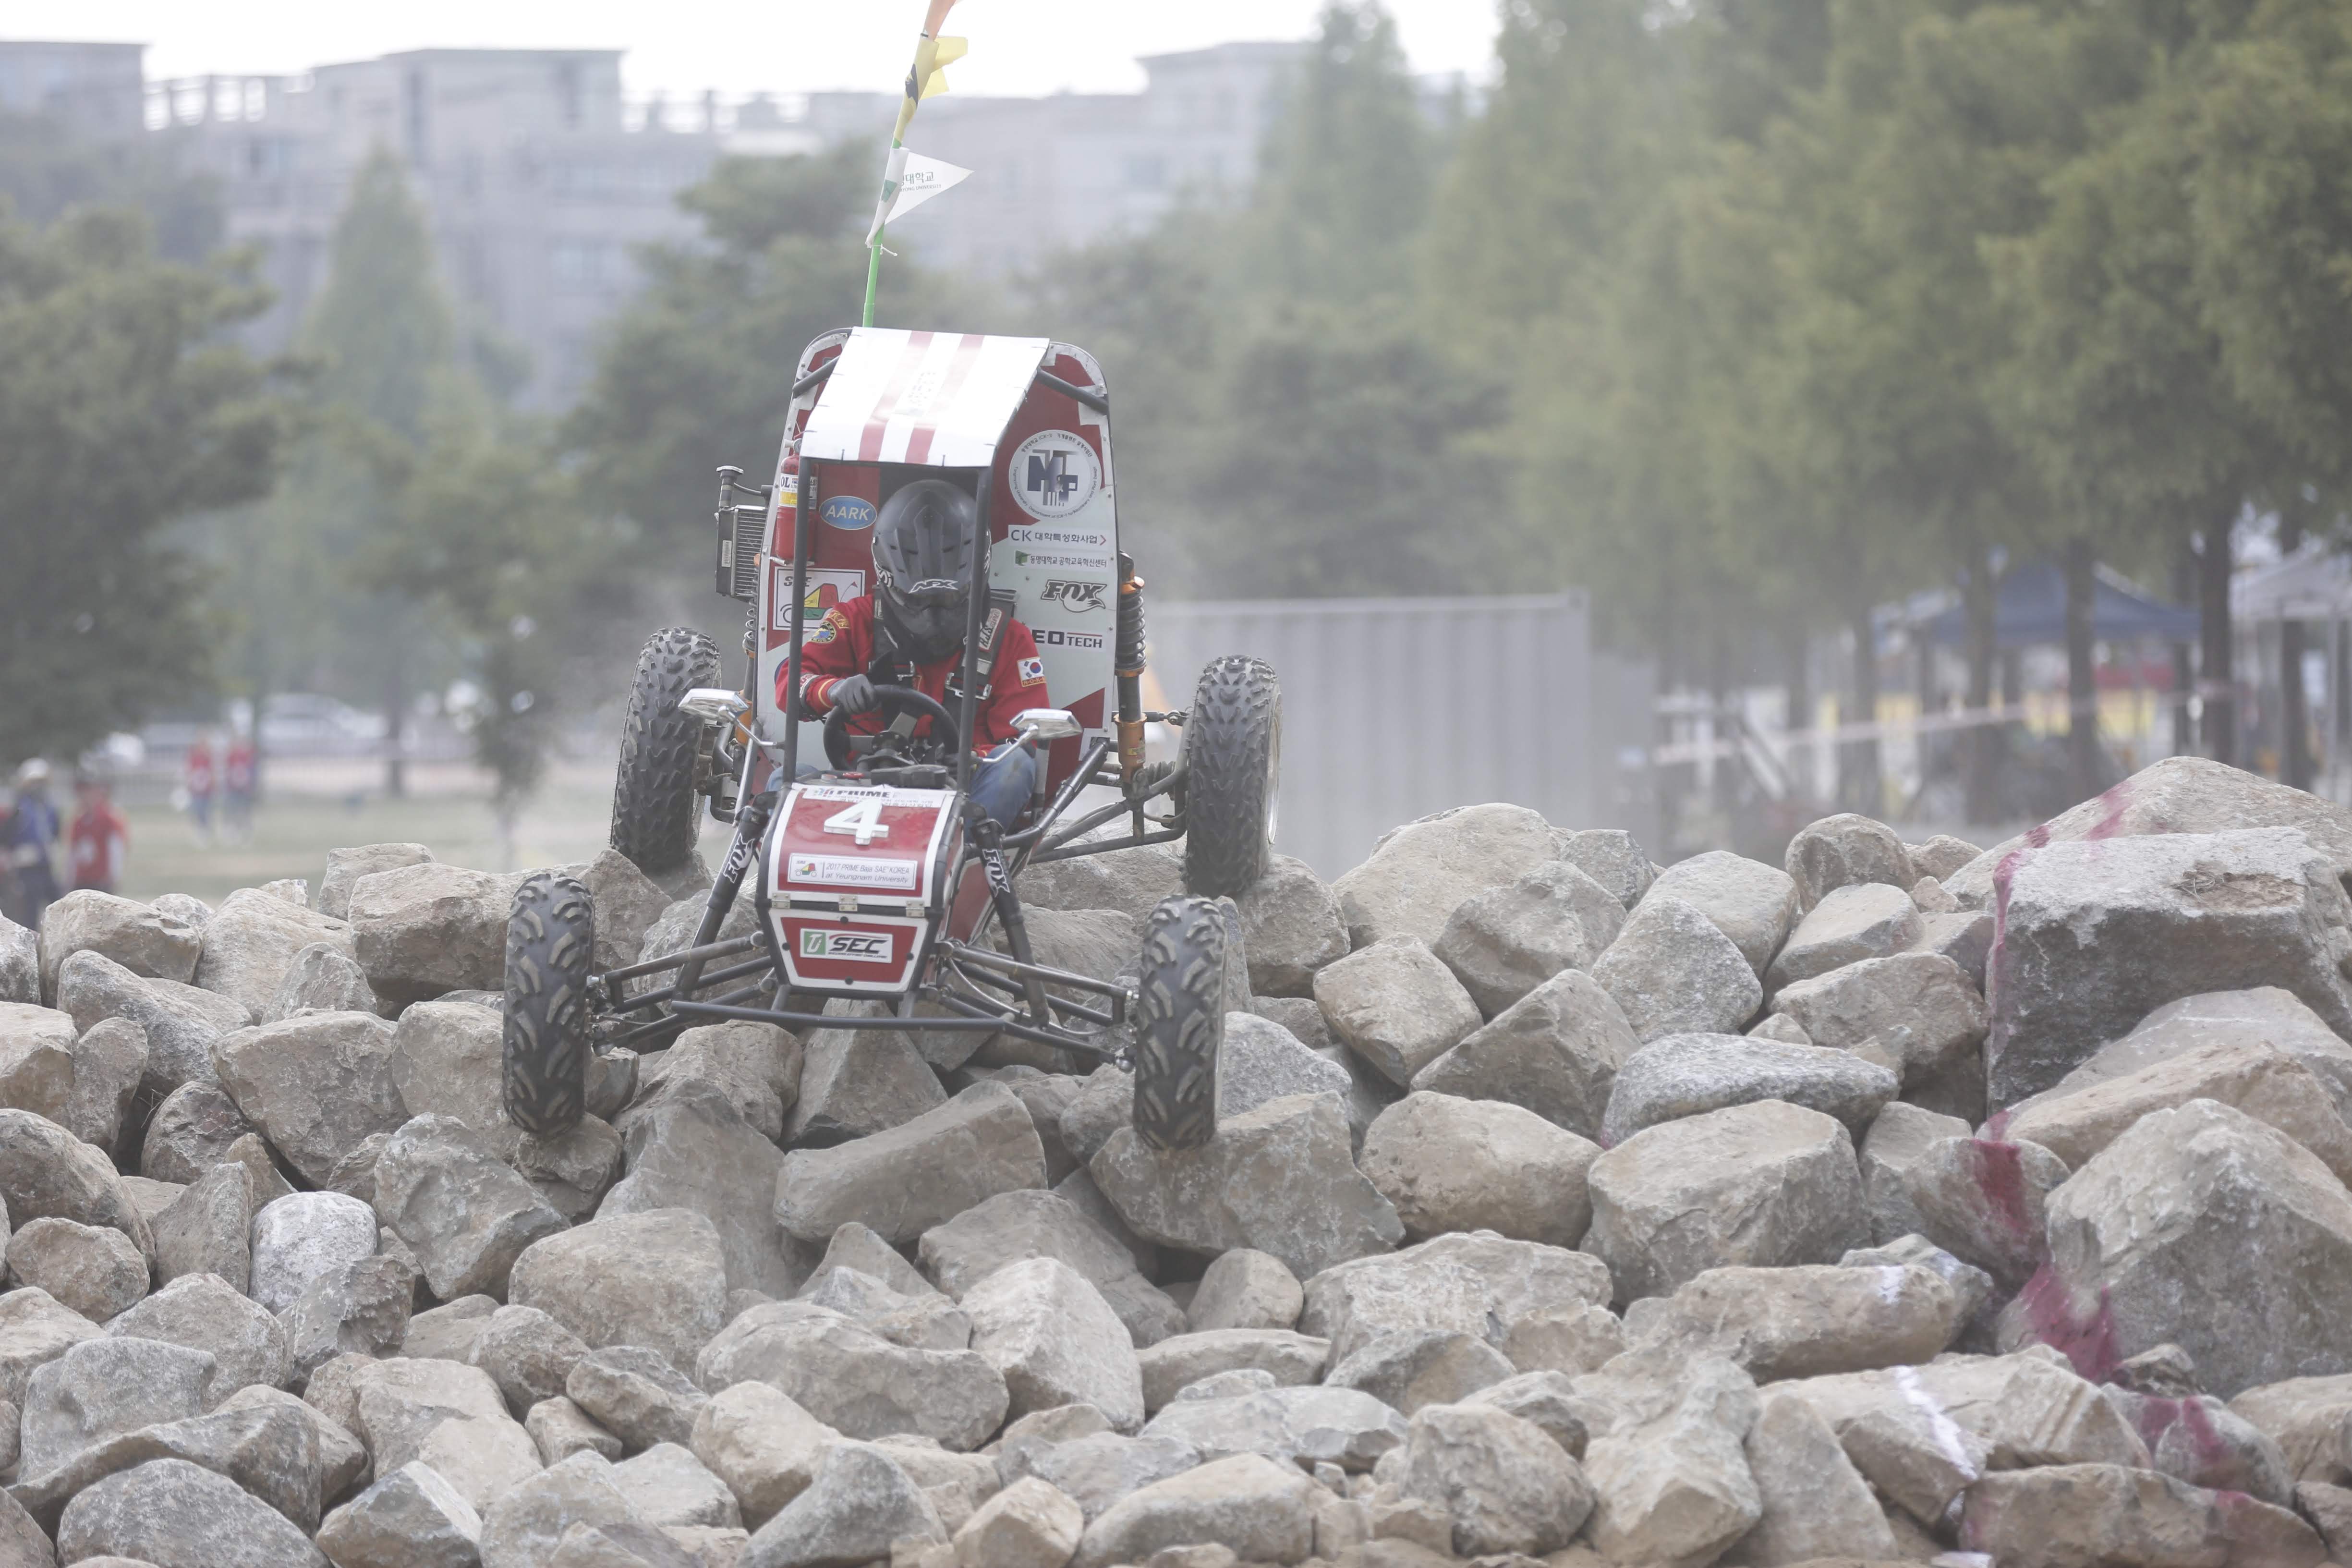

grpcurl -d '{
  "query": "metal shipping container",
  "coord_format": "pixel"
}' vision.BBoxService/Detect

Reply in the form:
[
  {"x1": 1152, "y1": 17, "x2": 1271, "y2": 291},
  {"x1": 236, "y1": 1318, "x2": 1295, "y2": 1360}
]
[{"x1": 1148, "y1": 593, "x2": 1647, "y2": 880}]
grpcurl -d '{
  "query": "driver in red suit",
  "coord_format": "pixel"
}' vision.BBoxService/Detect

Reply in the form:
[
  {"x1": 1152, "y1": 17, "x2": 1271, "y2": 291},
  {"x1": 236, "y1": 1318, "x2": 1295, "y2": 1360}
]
[{"x1": 783, "y1": 478, "x2": 1048, "y2": 825}]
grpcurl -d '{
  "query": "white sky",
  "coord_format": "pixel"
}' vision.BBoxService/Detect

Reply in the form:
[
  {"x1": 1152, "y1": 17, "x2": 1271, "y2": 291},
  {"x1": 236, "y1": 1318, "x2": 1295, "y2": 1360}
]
[{"x1": 26, "y1": 1, "x2": 1501, "y2": 100}]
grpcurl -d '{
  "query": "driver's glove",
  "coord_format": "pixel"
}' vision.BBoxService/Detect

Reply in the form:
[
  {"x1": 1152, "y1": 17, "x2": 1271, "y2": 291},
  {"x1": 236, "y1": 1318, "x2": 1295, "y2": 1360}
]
[{"x1": 829, "y1": 674, "x2": 881, "y2": 716}]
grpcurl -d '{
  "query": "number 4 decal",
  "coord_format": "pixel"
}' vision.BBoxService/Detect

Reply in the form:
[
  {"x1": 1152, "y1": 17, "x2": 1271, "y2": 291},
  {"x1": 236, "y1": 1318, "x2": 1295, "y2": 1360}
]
[{"x1": 822, "y1": 798, "x2": 891, "y2": 845}]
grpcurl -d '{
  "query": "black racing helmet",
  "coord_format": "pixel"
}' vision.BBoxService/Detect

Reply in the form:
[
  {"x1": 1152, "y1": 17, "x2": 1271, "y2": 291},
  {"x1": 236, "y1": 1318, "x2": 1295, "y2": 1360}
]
[{"x1": 872, "y1": 478, "x2": 978, "y2": 662}]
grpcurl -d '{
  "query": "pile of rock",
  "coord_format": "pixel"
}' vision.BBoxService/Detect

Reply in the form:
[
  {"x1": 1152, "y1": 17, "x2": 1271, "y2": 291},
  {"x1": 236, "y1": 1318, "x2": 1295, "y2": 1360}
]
[{"x1": 6, "y1": 756, "x2": 2352, "y2": 1567}]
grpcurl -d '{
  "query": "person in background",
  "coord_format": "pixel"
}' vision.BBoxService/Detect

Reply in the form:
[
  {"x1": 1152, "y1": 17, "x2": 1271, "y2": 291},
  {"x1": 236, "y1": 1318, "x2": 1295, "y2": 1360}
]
[
  {"x1": 184, "y1": 732, "x2": 217, "y2": 846},
  {"x1": 223, "y1": 729, "x2": 256, "y2": 845},
  {"x1": 3, "y1": 761, "x2": 61, "y2": 925},
  {"x1": 67, "y1": 772, "x2": 129, "y2": 896}
]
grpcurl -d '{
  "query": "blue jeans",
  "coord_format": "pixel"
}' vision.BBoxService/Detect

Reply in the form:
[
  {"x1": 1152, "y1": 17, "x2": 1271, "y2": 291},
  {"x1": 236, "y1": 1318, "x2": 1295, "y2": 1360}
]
[{"x1": 970, "y1": 742, "x2": 1037, "y2": 828}]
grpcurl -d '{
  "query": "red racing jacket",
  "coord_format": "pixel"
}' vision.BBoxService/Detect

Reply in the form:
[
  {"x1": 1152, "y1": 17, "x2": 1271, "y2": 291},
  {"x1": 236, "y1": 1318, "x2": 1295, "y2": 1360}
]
[{"x1": 783, "y1": 593, "x2": 1048, "y2": 754}]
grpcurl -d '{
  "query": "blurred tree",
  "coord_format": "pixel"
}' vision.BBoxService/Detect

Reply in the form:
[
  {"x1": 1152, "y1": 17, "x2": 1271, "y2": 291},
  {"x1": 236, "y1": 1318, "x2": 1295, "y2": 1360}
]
[
  {"x1": 0, "y1": 113, "x2": 223, "y2": 261},
  {"x1": 0, "y1": 207, "x2": 290, "y2": 765},
  {"x1": 566, "y1": 142, "x2": 993, "y2": 607}
]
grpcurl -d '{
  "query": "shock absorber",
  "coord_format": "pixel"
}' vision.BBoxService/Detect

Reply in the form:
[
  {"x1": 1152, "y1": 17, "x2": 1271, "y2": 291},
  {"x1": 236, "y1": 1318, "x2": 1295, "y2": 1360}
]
[{"x1": 1115, "y1": 552, "x2": 1147, "y2": 784}]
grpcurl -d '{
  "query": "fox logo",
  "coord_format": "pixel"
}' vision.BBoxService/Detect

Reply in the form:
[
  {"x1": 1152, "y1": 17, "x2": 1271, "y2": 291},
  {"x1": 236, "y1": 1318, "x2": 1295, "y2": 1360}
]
[{"x1": 1040, "y1": 580, "x2": 1107, "y2": 613}]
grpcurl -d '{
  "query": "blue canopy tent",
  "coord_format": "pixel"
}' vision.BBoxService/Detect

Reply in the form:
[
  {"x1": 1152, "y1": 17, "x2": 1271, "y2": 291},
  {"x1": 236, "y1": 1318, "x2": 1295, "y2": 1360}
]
[{"x1": 1917, "y1": 560, "x2": 2199, "y2": 649}]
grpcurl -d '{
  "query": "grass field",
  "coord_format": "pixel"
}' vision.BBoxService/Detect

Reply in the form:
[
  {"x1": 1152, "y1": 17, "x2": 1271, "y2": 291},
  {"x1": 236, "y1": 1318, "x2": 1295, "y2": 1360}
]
[{"x1": 112, "y1": 760, "x2": 732, "y2": 905}]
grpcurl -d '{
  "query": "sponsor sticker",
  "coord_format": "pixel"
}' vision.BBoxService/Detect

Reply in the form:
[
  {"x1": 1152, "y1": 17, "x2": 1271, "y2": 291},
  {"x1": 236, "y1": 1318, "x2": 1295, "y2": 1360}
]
[
  {"x1": 786, "y1": 853, "x2": 920, "y2": 890},
  {"x1": 772, "y1": 566, "x2": 866, "y2": 633},
  {"x1": 1012, "y1": 549, "x2": 1112, "y2": 571},
  {"x1": 820, "y1": 496, "x2": 877, "y2": 531},
  {"x1": 1008, "y1": 430, "x2": 1101, "y2": 521},
  {"x1": 1007, "y1": 524, "x2": 1112, "y2": 551},
  {"x1": 798, "y1": 927, "x2": 896, "y2": 964},
  {"x1": 1039, "y1": 580, "x2": 1109, "y2": 614},
  {"x1": 1037, "y1": 629, "x2": 1107, "y2": 650}
]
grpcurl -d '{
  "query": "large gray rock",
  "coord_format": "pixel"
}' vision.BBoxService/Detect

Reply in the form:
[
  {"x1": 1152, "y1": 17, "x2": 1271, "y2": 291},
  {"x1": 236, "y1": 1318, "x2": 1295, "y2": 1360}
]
[
  {"x1": 1784, "y1": 814, "x2": 1916, "y2": 912},
  {"x1": 193, "y1": 888, "x2": 358, "y2": 1022},
  {"x1": 109, "y1": 1272, "x2": 291, "y2": 1401},
  {"x1": 260, "y1": 943, "x2": 379, "y2": 1026},
  {"x1": 1858, "y1": 1100, "x2": 1973, "y2": 1247},
  {"x1": 2017, "y1": 986, "x2": 2352, "y2": 1126},
  {"x1": 1590, "y1": 895, "x2": 1762, "y2": 1043},
  {"x1": 1409, "y1": 966, "x2": 1637, "y2": 1143},
  {"x1": 1729, "y1": 1389, "x2": 1901, "y2": 1565},
  {"x1": 152, "y1": 1161, "x2": 255, "y2": 1290},
  {"x1": 0, "y1": 1003, "x2": 79, "y2": 1131},
  {"x1": 1768, "y1": 950, "x2": 1988, "y2": 1116},
  {"x1": 572, "y1": 848, "x2": 675, "y2": 978},
  {"x1": 0, "y1": 1107, "x2": 148, "y2": 1254},
  {"x1": 1578, "y1": 1354, "x2": 1762, "y2": 1567},
  {"x1": 693, "y1": 1302, "x2": 1008, "y2": 1451},
  {"x1": 250, "y1": 1190, "x2": 379, "y2": 1313},
  {"x1": 1090, "y1": 1092, "x2": 1402, "y2": 1281},
  {"x1": 0, "y1": 912, "x2": 36, "y2": 1005},
  {"x1": 1945, "y1": 755, "x2": 2352, "y2": 907},
  {"x1": 1300, "y1": 1231, "x2": 1612, "y2": 1374},
  {"x1": 388, "y1": 1000, "x2": 514, "y2": 1152},
  {"x1": 784, "y1": 1010, "x2": 948, "y2": 1144},
  {"x1": 470, "y1": 1303, "x2": 589, "y2": 1412},
  {"x1": 1331, "y1": 803, "x2": 1563, "y2": 949},
  {"x1": 1069, "y1": 1450, "x2": 1314, "y2": 1568},
  {"x1": 1644, "y1": 852, "x2": 1801, "y2": 979},
  {"x1": 316, "y1": 1459, "x2": 484, "y2": 1568},
  {"x1": 964, "y1": 1257, "x2": 1145, "y2": 1432},
  {"x1": 1135, "y1": 1328, "x2": 1330, "y2": 1413},
  {"x1": 36, "y1": 888, "x2": 204, "y2": 1000},
  {"x1": 1433, "y1": 862, "x2": 1626, "y2": 1019},
  {"x1": 319, "y1": 844, "x2": 436, "y2": 921},
  {"x1": 1233, "y1": 854, "x2": 1349, "y2": 997},
  {"x1": 510, "y1": 1210, "x2": 730, "y2": 1374},
  {"x1": 1584, "y1": 1100, "x2": 1868, "y2": 1303},
  {"x1": 57, "y1": 1457, "x2": 329, "y2": 1568},
  {"x1": 1188, "y1": 1249, "x2": 1303, "y2": 1334},
  {"x1": 774, "y1": 1082, "x2": 1046, "y2": 1246},
  {"x1": 1764, "y1": 883, "x2": 1922, "y2": 993},
  {"x1": 475, "y1": 1450, "x2": 649, "y2": 1568},
  {"x1": 1622, "y1": 1262, "x2": 1957, "y2": 1382},
  {"x1": 742, "y1": 1441, "x2": 945, "y2": 1568},
  {"x1": 141, "y1": 1080, "x2": 260, "y2": 1184},
  {"x1": 2101, "y1": 1383, "x2": 2293, "y2": 1505},
  {"x1": 1398, "y1": 1402, "x2": 1594, "y2": 1556},
  {"x1": 1986, "y1": 827, "x2": 2352, "y2": 1107},
  {"x1": 6, "y1": 1216, "x2": 146, "y2": 1321},
  {"x1": 374, "y1": 1116, "x2": 568, "y2": 1301},
  {"x1": 60, "y1": 1015, "x2": 146, "y2": 1154},
  {"x1": 1014, "y1": 837, "x2": 1182, "y2": 921},
  {"x1": 690, "y1": 1380, "x2": 837, "y2": 1529},
  {"x1": 14, "y1": 1394, "x2": 329, "y2": 1534},
  {"x1": 2024, "y1": 1098, "x2": 2352, "y2": 1398},
  {"x1": 567, "y1": 1346, "x2": 710, "y2": 1451},
  {"x1": 916, "y1": 1189, "x2": 1184, "y2": 1349},
  {"x1": 211, "y1": 1011, "x2": 406, "y2": 1186},
  {"x1": 515, "y1": 1117, "x2": 625, "y2": 1225},
  {"x1": 20, "y1": 1335, "x2": 214, "y2": 1486},
  {"x1": 1600, "y1": 1033, "x2": 1896, "y2": 1145},
  {"x1": 641, "y1": 1021, "x2": 800, "y2": 1146},
  {"x1": 1910, "y1": 906, "x2": 1997, "y2": 990},
  {"x1": 59, "y1": 949, "x2": 251, "y2": 1098},
  {"x1": 607, "y1": 1440, "x2": 738, "y2": 1530},
  {"x1": 1957, "y1": 1461, "x2": 2325, "y2": 1568},
  {"x1": 1560, "y1": 829, "x2": 1656, "y2": 910},
  {"x1": 351, "y1": 1357, "x2": 543, "y2": 1515},
  {"x1": 1310, "y1": 937, "x2": 1482, "y2": 1088},
  {"x1": 281, "y1": 1256, "x2": 415, "y2": 1382},
  {"x1": 601, "y1": 1079, "x2": 799, "y2": 1299},
  {"x1": 348, "y1": 863, "x2": 520, "y2": 1009},
  {"x1": 1359, "y1": 1091, "x2": 1598, "y2": 1245},
  {"x1": 1216, "y1": 1011, "x2": 1355, "y2": 1133},
  {"x1": 0, "y1": 1287, "x2": 100, "y2": 1408},
  {"x1": 1325, "y1": 1328, "x2": 1512, "y2": 1414}
]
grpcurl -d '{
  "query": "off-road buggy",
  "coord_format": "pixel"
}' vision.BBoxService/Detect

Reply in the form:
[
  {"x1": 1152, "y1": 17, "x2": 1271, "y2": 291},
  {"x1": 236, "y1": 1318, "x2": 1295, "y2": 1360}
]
[{"x1": 502, "y1": 328, "x2": 1280, "y2": 1152}]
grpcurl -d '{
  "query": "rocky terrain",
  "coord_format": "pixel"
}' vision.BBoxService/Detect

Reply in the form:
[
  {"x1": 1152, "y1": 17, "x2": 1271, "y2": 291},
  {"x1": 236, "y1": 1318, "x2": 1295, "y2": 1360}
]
[{"x1": 1, "y1": 755, "x2": 2352, "y2": 1566}]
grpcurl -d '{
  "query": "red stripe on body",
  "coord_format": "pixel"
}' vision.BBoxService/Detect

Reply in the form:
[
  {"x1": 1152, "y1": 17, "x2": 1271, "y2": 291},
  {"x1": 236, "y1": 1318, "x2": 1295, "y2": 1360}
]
[
  {"x1": 902, "y1": 333, "x2": 988, "y2": 465},
  {"x1": 859, "y1": 331, "x2": 936, "y2": 462}
]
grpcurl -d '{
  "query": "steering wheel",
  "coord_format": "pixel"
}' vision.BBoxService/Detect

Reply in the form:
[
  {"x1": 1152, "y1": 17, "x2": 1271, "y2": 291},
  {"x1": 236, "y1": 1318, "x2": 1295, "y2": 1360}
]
[{"x1": 822, "y1": 685, "x2": 961, "y2": 771}]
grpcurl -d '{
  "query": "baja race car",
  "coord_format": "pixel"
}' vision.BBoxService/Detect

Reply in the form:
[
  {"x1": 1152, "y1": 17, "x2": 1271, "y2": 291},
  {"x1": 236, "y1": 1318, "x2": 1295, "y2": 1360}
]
[{"x1": 500, "y1": 328, "x2": 1281, "y2": 1152}]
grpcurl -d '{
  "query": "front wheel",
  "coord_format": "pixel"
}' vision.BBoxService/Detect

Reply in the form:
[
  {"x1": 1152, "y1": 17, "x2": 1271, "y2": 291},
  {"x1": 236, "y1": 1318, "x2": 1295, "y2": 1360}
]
[
  {"x1": 1130, "y1": 895, "x2": 1230, "y2": 1151},
  {"x1": 1181, "y1": 655, "x2": 1280, "y2": 899},
  {"x1": 610, "y1": 627, "x2": 721, "y2": 877},
  {"x1": 504, "y1": 872, "x2": 594, "y2": 1137}
]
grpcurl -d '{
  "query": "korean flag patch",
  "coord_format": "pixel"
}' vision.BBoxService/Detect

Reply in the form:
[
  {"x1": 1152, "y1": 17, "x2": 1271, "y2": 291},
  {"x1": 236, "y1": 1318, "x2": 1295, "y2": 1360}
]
[{"x1": 1017, "y1": 656, "x2": 1045, "y2": 686}]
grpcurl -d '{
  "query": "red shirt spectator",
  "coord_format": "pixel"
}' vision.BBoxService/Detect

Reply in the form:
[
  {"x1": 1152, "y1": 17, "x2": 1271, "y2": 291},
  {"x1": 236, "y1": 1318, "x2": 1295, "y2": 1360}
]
[{"x1": 68, "y1": 781, "x2": 128, "y2": 893}]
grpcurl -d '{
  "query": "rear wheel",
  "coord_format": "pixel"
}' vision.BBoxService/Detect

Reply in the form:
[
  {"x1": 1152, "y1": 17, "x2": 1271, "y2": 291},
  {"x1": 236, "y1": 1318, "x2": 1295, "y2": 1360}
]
[
  {"x1": 504, "y1": 872, "x2": 594, "y2": 1137},
  {"x1": 609, "y1": 627, "x2": 721, "y2": 877},
  {"x1": 1181, "y1": 656, "x2": 1280, "y2": 899},
  {"x1": 1130, "y1": 895, "x2": 1229, "y2": 1151}
]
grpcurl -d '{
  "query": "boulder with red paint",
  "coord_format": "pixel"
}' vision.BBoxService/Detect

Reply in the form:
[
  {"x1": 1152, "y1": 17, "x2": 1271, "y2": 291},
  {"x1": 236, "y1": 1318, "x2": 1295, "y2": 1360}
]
[
  {"x1": 2012, "y1": 1098, "x2": 2352, "y2": 1399},
  {"x1": 1983, "y1": 827, "x2": 2352, "y2": 1108},
  {"x1": 1956, "y1": 1462, "x2": 2326, "y2": 1568},
  {"x1": 1897, "y1": 1135, "x2": 2069, "y2": 1292}
]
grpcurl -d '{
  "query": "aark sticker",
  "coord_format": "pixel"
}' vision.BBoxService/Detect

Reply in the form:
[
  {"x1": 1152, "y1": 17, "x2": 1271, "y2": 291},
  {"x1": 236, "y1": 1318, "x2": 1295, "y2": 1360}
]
[
  {"x1": 1008, "y1": 430, "x2": 1101, "y2": 521},
  {"x1": 820, "y1": 496, "x2": 877, "y2": 531}
]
